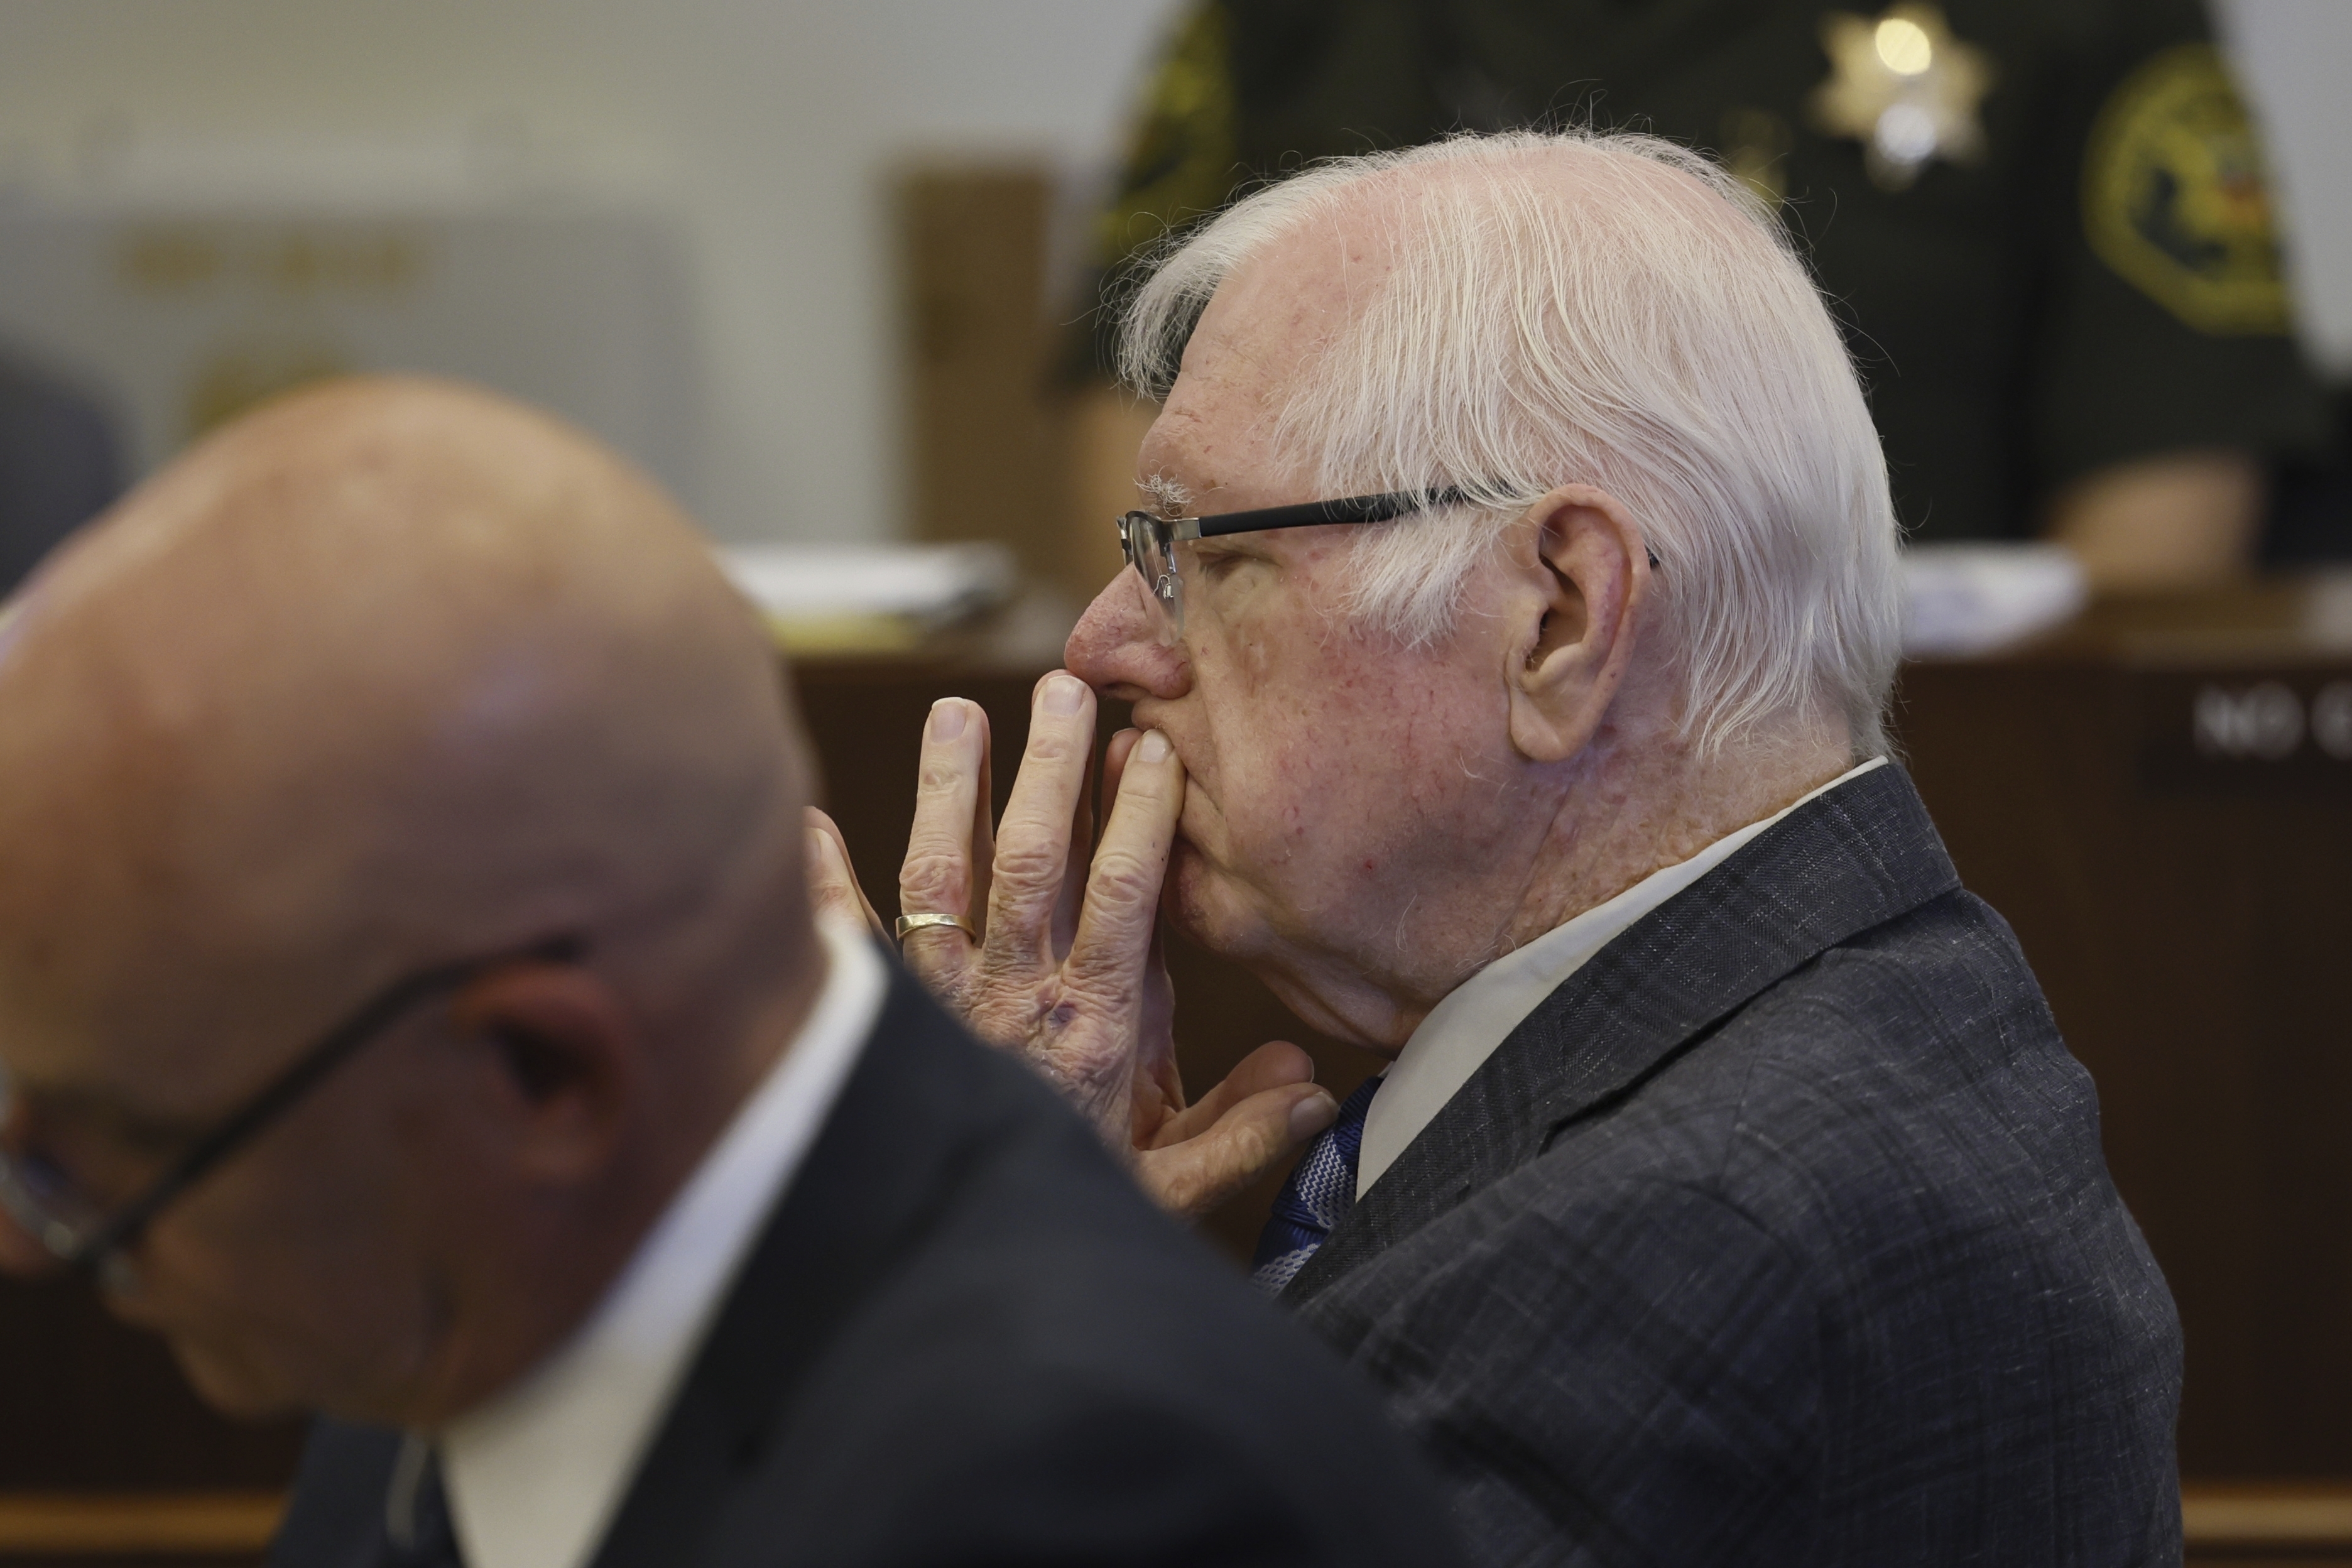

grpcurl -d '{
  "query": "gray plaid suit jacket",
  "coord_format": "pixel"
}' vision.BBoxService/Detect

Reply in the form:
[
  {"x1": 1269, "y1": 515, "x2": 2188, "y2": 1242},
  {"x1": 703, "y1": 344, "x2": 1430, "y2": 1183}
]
[{"x1": 1282, "y1": 764, "x2": 2182, "y2": 1567}]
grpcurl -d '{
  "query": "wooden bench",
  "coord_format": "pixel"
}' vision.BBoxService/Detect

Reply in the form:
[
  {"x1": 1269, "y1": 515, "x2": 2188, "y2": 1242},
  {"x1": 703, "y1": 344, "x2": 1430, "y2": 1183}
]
[
  {"x1": 0, "y1": 1481, "x2": 2345, "y2": 1561},
  {"x1": 0, "y1": 1491, "x2": 280, "y2": 1564}
]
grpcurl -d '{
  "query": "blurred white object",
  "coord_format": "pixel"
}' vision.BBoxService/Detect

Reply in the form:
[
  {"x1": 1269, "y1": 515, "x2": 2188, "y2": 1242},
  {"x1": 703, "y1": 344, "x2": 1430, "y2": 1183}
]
[
  {"x1": 1900, "y1": 543, "x2": 2088, "y2": 658},
  {"x1": 717, "y1": 542, "x2": 1015, "y2": 652},
  {"x1": 2214, "y1": 0, "x2": 2352, "y2": 378}
]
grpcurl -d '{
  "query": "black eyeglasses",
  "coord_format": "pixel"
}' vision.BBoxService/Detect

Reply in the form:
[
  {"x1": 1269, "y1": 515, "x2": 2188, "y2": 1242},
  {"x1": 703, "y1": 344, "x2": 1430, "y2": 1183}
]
[
  {"x1": 0, "y1": 934, "x2": 584, "y2": 1273},
  {"x1": 1116, "y1": 487, "x2": 1470, "y2": 638},
  {"x1": 1114, "y1": 484, "x2": 1660, "y2": 639}
]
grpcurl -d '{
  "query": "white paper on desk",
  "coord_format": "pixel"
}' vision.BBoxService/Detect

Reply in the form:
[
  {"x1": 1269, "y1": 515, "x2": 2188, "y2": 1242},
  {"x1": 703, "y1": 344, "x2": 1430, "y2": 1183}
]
[
  {"x1": 1900, "y1": 543, "x2": 2088, "y2": 658},
  {"x1": 715, "y1": 543, "x2": 1015, "y2": 628}
]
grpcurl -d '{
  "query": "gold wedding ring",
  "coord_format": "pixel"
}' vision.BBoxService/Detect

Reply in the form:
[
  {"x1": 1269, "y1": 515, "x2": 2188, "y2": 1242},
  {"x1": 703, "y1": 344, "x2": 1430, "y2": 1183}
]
[{"x1": 894, "y1": 912, "x2": 977, "y2": 943}]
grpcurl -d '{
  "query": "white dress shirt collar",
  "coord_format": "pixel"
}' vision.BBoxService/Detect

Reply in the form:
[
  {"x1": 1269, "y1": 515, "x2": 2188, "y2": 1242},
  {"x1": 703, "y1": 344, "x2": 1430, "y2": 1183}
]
[
  {"x1": 438, "y1": 912, "x2": 888, "y2": 1568},
  {"x1": 1357, "y1": 758, "x2": 1886, "y2": 1198}
]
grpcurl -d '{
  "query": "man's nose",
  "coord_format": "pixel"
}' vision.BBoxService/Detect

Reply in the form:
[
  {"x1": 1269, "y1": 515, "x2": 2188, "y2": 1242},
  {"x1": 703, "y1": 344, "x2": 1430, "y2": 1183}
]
[
  {"x1": 0, "y1": 1204, "x2": 62, "y2": 1278},
  {"x1": 1065, "y1": 570, "x2": 1190, "y2": 700}
]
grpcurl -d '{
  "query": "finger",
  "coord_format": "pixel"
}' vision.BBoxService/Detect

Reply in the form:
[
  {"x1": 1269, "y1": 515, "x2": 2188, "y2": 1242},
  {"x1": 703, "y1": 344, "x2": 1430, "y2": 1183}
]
[
  {"x1": 981, "y1": 672, "x2": 1097, "y2": 979},
  {"x1": 1064, "y1": 728, "x2": 1183, "y2": 1007},
  {"x1": 899, "y1": 698, "x2": 990, "y2": 984},
  {"x1": 1050, "y1": 724, "x2": 1099, "y2": 963},
  {"x1": 1133, "y1": 920, "x2": 1182, "y2": 1121},
  {"x1": 1082, "y1": 730, "x2": 1141, "y2": 971},
  {"x1": 805, "y1": 808, "x2": 885, "y2": 939},
  {"x1": 1136, "y1": 1082, "x2": 1338, "y2": 1219},
  {"x1": 969, "y1": 714, "x2": 995, "y2": 932},
  {"x1": 1101, "y1": 727, "x2": 1142, "y2": 810},
  {"x1": 1156, "y1": 1040, "x2": 1316, "y2": 1145}
]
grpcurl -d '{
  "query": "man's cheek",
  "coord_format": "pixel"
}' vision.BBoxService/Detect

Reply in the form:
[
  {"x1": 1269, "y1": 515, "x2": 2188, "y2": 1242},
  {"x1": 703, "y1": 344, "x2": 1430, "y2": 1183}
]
[
  {"x1": 170, "y1": 1331, "x2": 303, "y2": 1420},
  {"x1": 1155, "y1": 742, "x2": 1219, "y2": 863},
  {"x1": 1160, "y1": 847, "x2": 1225, "y2": 943}
]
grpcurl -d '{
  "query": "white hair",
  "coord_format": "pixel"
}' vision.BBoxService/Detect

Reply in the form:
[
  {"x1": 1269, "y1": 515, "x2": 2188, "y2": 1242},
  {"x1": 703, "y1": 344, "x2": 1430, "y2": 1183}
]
[{"x1": 1114, "y1": 129, "x2": 1902, "y2": 757}]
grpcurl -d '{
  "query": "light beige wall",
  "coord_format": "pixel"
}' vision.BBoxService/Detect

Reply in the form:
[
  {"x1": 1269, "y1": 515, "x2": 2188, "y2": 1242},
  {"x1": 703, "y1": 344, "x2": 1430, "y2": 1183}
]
[{"x1": 0, "y1": 0, "x2": 1177, "y2": 542}]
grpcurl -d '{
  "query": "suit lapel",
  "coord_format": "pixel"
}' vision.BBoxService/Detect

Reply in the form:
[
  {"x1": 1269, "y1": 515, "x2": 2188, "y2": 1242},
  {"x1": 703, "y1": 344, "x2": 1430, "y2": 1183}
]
[
  {"x1": 587, "y1": 963, "x2": 993, "y2": 1568},
  {"x1": 1285, "y1": 765, "x2": 1961, "y2": 1305}
]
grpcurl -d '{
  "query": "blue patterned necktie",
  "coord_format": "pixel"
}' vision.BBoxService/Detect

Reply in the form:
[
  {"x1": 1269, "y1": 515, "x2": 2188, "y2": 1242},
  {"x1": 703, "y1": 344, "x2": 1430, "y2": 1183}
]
[{"x1": 1251, "y1": 1074, "x2": 1382, "y2": 1295}]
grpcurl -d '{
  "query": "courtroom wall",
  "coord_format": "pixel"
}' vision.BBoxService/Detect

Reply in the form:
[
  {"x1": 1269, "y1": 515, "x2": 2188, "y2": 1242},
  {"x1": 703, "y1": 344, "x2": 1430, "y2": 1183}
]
[
  {"x1": 0, "y1": 0, "x2": 1178, "y2": 545},
  {"x1": 3, "y1": 0, "x2": 2344, "y2": 553}
]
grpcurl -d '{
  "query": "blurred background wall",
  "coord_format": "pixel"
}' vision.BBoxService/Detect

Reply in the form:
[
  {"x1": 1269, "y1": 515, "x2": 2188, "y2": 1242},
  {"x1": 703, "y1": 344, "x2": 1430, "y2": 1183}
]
[
  {"x1": 0, "y1": 0, "x2": 1176, "y2": 546},
  {"x1": 6, "y1": 0, "x2": 2352, "y2": 552}
]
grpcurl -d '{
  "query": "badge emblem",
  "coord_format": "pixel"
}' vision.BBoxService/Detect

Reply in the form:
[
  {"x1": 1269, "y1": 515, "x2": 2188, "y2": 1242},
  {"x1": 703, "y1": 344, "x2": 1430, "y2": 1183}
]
[
  {"x1": 1809, "y1": 3, "x2": 1995, "y2": 190},
  {"x1": 2082, "y1": 44, "x2": 2290, "y2": 335}
]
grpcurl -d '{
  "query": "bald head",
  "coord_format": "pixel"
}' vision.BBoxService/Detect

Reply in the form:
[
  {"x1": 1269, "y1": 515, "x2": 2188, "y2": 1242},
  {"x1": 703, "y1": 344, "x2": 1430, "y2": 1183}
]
[
  {"x1": 0, "y1": 378, "x2": 823, "y2": 1423},
  {"x1": 1, "y1": 377, "x2": 807, "y2": 1091}
]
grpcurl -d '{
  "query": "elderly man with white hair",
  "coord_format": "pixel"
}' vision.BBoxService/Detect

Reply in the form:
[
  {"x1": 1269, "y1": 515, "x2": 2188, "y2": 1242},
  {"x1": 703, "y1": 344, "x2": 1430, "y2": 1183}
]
[{"x1": 815, "y1": 129, "x2": 2181, "y2": 1564}]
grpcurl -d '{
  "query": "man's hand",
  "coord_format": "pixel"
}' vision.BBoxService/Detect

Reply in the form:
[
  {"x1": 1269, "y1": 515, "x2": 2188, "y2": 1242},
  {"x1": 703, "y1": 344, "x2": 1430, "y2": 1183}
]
[{"x1": 803, "y1": 672, "x2": 1337, "y2": 1217}]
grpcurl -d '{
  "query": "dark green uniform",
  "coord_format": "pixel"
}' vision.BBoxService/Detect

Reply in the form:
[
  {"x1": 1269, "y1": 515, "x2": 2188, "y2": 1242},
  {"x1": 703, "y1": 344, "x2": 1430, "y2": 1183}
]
[{"x1": 1089, "y1": 0, "x2": 2330, "y2": 543}]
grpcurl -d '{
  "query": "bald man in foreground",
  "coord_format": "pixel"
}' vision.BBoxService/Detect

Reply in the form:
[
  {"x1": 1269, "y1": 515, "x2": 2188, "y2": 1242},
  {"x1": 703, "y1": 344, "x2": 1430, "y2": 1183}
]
[{"x1": 0, "y1": 379, "x2": 1464, "y2": 1568}]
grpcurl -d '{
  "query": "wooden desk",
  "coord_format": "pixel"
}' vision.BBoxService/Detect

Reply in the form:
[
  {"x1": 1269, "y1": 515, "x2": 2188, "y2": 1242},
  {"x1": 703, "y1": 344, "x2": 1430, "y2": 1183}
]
[
  {"x1": 4, "y1": 581, "x2": 2346, "y2": 1495},
  {"x1": 2184, "y1": 1481, "x2": 2352, "y2": 1563},
  {"x1": 1900, "y1": 578, "x2": 2352, "y2": 1476},
  {"x1": 0, "y1": 1491, "x2": 279, "y2": 1566},
  {"x1": 1, "y1": 1481, "x2": 2342, "y2": 1562}
]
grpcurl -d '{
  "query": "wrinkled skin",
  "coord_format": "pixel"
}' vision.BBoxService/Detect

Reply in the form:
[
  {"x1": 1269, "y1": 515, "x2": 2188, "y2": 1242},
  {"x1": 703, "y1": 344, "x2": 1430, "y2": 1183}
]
[{"x1": 811, "y1": 693, "x2": 1336, "y2": 1220}]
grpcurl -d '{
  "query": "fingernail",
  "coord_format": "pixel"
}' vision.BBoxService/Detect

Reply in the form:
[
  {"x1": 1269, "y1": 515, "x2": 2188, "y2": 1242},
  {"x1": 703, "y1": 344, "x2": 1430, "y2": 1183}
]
[
  {"x1": 928, "y1": 699, "x2": 966, "y2": 741},
  {"x1": 807, "y1": 825, "x2": 841, "y2": 870},
  {"x1": 1136, "y1": 729, "x2": 1172, "y2": 763},
  {"x1": 1042, "y1": 673, "x2": 1086, "y2": 716},
  {"x1": 1289, "y1": 1091, "x2": 1338, "y2": 1142}
]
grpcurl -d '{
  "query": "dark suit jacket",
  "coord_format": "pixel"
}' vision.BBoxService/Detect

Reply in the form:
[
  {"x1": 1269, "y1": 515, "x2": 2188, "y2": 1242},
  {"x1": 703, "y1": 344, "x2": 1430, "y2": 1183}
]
[
  {"x1": 271, "y1": 967, "x2": 1464, "y2": 1568},
  {"x1": 1283, "y1": 765, "x2": 2182, "y2": 1567}
]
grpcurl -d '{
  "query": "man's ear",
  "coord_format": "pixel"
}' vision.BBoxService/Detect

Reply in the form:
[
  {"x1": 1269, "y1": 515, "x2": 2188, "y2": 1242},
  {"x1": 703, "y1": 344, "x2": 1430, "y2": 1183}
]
[
  {"x1": 1505, "y1": 484, "x2": 1652, "y2": 763},
  {"x1": 449, "y1": 967, "x2": 641, "y2": 1186}
]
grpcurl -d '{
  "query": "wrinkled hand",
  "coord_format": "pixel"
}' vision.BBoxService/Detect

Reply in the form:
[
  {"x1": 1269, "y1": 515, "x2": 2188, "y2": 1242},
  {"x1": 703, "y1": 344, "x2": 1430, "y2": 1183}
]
[{"x1": 804, "y1": 671, "x2": 1337, "y2": 1217}]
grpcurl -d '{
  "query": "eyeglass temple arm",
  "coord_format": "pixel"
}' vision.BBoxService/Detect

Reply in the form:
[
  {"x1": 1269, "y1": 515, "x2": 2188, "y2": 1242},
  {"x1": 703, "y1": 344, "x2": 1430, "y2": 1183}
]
[
  {"x1": 1189, "y1": 487, "x2": 1471, "y2": 540},
  {"x1": 73, "y1": 934, "x2": 585, "y2": 1267},
  {"x1": 1188, "y1": 487, "x2": 1658, "y2": 569}
]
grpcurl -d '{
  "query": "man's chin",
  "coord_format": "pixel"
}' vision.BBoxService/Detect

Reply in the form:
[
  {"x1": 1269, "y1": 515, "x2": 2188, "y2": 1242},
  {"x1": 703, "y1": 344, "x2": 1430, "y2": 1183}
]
[
  {"x1": 169, "y1": 1338, "x2": 310, "y2": 1422},
  {"x1": 1163, "y1": 847, "x2": 1267, "y2": 960}
]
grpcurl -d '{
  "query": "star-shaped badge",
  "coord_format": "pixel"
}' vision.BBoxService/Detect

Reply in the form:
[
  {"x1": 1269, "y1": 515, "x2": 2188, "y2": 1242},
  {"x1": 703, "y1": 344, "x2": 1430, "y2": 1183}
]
[{"x1": 1809, "y1": 3, "x2": 1995, "y2": 190}]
